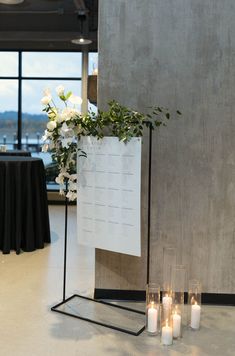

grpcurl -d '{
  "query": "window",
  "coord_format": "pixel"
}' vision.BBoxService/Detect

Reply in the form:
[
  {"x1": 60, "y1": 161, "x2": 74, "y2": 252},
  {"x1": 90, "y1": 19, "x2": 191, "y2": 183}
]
[
  {"x1": 88, "y1": 52, "x2": 98, "y2": 75},
  {"x1": 88, "y1": 52, "x2": 98, "y2": 114},
  {"x1": 0, "y1": 79, "x2": 18, "y2": 147},
  {"x1": 0, "y1": 51, "x2": 98, "y2": 190},
  {"x1": 0, "y1": 52, "x2": 18, "y2": 76},
  {"x1": 22, "y1": 52, "x2": 82, "y2": 77}
]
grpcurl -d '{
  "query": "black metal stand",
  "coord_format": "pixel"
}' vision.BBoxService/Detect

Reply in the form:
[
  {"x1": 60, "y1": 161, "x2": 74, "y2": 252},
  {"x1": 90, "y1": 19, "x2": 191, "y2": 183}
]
[
  {"x1": 62, "y1": 180, "x2": 68, "y2": 302},
  {"x1": 146, "y1": 125, "x2": 152, "y2": 284},
  {"x1": 51, "y1": 160, "x2": 149, "y2": 336}
]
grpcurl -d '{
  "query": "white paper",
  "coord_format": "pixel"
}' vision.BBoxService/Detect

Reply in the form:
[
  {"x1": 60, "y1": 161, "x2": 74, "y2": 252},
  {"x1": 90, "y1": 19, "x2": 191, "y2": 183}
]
[{"x1": 77, "y1": 136, "x2": 141, "y2": 256}]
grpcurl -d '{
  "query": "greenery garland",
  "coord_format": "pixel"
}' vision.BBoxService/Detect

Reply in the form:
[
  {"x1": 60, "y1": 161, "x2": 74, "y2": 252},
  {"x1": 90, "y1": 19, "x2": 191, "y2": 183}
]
[{"x1": 41, "y1": 86, "x2": 181, "y2": 200}]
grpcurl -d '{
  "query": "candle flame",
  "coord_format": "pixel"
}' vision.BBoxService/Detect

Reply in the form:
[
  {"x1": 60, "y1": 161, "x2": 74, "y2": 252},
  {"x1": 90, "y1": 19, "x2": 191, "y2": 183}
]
[
  {"x1": 195, "y1": 301, "x2": 197, "y2": 305},
  {"x1": 166, "y1": 319, "x2": 168, "y2": 327},
  {"x1": 151, "y1": 301, "x2": 154, "y2": 308},
  {"x1": 92, "y1": 68, "x2": 98, "y2": 75}
]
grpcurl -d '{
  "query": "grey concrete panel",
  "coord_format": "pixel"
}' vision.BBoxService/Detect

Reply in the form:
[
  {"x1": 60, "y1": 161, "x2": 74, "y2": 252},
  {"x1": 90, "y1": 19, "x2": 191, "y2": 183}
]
[{"x1": 96, "y1": 0, "x2": 235, "y2": 293}]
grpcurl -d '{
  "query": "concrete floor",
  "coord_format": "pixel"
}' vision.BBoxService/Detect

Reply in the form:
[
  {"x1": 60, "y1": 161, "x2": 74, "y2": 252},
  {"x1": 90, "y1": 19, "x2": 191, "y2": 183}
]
[{"x1": 0, "y1": 205, "x2": 235, "y2": 356}]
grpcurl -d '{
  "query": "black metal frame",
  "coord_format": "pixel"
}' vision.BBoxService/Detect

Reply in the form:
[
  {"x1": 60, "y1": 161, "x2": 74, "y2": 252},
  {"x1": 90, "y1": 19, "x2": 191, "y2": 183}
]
[
  {"x1": 51, "y1": 179, "x2": 147, "y2": 336},
  {"x1": 146, "y1": 126, "x2": 152, "y2": 284},
  {"x1": 51, "y1": 294, "x2": 145, "y2": 336}
]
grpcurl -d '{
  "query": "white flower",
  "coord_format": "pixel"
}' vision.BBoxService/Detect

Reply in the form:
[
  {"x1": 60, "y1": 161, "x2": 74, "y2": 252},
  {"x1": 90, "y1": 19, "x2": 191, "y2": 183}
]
[
  {"x1": 59, "y1": 188, "x2": 65, "y2": 196},
  {"x1": 56, "y1": 114, "x2": 65, "y2": 124},
  {"x1": 61, "y1": 137, "x2": 73, "y2": 148},
  {"x1": 61, "y1": 107, "x2": 79, "y2": 121},
  {"x1": 41, "y1": 95, "x2": 52, "y2": 105},
  {"x1": 42, "y1": 144, "x2": 49, "y2": 152},
  {"x1": 60, "y1": 122, "x2": 69, "y2": 134},
  {"x1": 66, "y1": 191, "x2": 77, "y2": 201},
  {"x1": 41, "y1": 86, "x2": 86, "y2": 201},
  {"x1": 68, "y1": 181, "x2": 77, "y2": 191},
  {"x1": 56, "y1": 85, "x2": 65, "y2": 97},
  {"x1": 42, "y1": 129, "x2": 52, "y2": 141},
  {"x1": 60, "y1": 110, "x2": 70, "y2": 122},
  {"x1": 68, "y1": 173, "x2": 77, "y2": 181},
  {"x1": 60, "y1": 168, "x2": 68, "y2": 175},
  {"x1": 68, "y1": 94, "x2": 82, "y2": 105},
  {"x1": 55, "y1": 173, "x2": 64, "y2": 185},
  {"x1": 47, "y1": 120, "x2": 57, "y2": 131},
  {"x1": 60, "y1": 122, "x2": 74, "y2": 138},
  {"x1": 43, "y1": 88, "x2": 51, "y2": 96}
]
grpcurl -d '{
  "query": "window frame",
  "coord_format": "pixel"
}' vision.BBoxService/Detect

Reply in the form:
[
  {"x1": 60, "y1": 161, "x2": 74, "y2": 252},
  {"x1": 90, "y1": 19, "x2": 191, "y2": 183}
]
[
  {"x1": 0, "y1": 49, "x2": 97, "y2": 190},
  {"x1": 0, "y1": 49, "x2": 85, "y2": 149}
]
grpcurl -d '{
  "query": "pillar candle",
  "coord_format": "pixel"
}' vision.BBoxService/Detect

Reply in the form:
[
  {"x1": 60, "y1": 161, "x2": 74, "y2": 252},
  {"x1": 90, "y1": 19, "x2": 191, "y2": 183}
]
[
  {"x1": 190, "y1": 302, "x2": 201, "y2": 330},
  {"x1": 161, "y1": 320, "x2": 173, "y2": 346},
  {"x1": 162, "y1": 294, "x2": 172, "y2": 319},
  {"x1": 172, "y1": 312, "x2": 181, "y2": 338},
  {"x1": 162, "y1": 294, "x2": 172, "y2": 310},
  {"x1": 147, "y1": 303, "x2": 158, "y2": 333}
]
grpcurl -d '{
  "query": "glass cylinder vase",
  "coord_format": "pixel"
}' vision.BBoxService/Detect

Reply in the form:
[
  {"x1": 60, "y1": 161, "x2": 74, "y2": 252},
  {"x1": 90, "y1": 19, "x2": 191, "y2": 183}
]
[
  {"x1": 162, "y1": 247, "x2": 177, "y2": 320},
  {"x1": 162, "y1": 246, "x2": 177, "y2": 295},
  {"x1": 171, "y1": 264, "x2": 186, "y2": 336},
  {"x1": 161, "y1": 309, "x2": 173, "y2": 346},
  {"x1": 188, "y1": 279, "x2": 201, "y2": 330},
  {"x1": 146, "y1": 283, "x2": 160, "y2": 335},
  {"x1": 172, "y1": 305, "x2": 182, "y2": 339}
]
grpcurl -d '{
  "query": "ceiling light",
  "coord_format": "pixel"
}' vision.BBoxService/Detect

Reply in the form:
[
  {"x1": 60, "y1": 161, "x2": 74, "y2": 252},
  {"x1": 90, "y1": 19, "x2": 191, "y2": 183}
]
[
  {"x1": 0, "y1": 0, "x2": 24, "y2": 4},
  {"x1": 71, "y1": 37, "x2": 92, "y2": 45},
  {"x1": 71, "y1": 12, "x2": 92, "y2": 46}
]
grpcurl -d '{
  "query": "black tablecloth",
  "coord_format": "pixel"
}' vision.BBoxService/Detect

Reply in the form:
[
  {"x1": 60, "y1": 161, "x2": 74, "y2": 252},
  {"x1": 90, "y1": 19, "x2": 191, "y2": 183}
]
[
  {"x1": 0, "y1": 157, "x2": 50, "y2": 254},
  {"x1": 0, "y1": 150, "x2": 31, "y2": 157}
]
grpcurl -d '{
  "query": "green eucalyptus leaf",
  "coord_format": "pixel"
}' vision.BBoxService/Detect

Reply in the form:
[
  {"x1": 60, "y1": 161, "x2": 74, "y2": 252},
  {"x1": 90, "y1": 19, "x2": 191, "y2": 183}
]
[{"x1": 65, "y1": 91, "x2": 72, "y2": 100}]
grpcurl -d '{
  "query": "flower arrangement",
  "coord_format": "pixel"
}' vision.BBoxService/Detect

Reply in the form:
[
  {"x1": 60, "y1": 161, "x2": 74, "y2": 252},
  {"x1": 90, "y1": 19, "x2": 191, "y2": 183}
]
[
  {"x1": 41, "y1": 85, "x2": 87, "y2": 200},
  {"x1": 41, "y1": 85, "x2": 181, "y2": 200}
]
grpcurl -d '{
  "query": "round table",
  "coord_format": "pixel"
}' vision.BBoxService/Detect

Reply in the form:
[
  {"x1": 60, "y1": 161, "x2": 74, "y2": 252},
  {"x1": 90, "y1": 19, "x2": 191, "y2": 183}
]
[
  {"x1": 0, "y1": 150, "x2": 31, "y2": 157},
  {"x1": 0, "y1": 156, "x2": 50, "y2": 254}
]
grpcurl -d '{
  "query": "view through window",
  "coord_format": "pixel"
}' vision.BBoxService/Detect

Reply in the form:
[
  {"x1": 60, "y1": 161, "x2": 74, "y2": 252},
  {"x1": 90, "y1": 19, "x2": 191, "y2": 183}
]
[{"x1": 0, "y1": 51, "x2": 98, "y2": 190}]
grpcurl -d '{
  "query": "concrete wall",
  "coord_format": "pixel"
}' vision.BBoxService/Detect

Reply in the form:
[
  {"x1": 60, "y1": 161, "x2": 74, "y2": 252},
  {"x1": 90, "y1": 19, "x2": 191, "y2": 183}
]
[{"x1": 96, "y1": 0, "x2": 235, "y2": 293}]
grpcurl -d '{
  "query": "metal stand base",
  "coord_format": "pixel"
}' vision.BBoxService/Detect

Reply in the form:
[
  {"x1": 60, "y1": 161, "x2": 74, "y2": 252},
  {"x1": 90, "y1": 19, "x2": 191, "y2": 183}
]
[{"x1": 51, "y1": 294, "x2": 145, "y2": 336}]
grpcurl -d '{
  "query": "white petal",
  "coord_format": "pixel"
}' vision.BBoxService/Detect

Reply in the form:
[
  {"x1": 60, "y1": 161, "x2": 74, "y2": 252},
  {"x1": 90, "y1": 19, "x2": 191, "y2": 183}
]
[
  {"x1": 41, "y1": 144, "x2": 49, "y2": 152},
  {"x1": 68, "y1": 182, "x2": 77, "y2": 191},
  {"x1": 41, "y1": 95, "x2": 52, "y2": 105},
  {"x1": 56, "y1": 85, "x2": 65, "y2": 96},
  {"x1": 47, "y1": 120, "x2": 57, "y2": 131},
  {"x1": 68, "y1": 94, "x2": 82, "y2": 105}
]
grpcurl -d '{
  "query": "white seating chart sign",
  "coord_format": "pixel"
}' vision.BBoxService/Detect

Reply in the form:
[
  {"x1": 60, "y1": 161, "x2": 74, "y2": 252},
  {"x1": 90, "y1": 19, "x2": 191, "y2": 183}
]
[{"x1": 77, "y1": 136, "x2": 142, "y2": 256}]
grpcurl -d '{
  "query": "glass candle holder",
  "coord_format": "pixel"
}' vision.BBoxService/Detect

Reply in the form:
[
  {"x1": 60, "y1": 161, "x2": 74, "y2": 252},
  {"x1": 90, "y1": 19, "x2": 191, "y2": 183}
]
[
  {"x1": 162, "y1": 290, "x2": 173, "y2": 321},
  {"x1": 171, "y1": 264, "x2": 186, "y2": 329},
  {"x1": 188, "y1": 279, "x2": 201, "y2": 330},
  {"x1": 172, "y1": 305, "x2": 182, "y2": 339},
  {"x1": 161, "y1": 310, "x2": 173, "y2": 346},
  {"x1": 146, "y1": 283, "x2": 160, "y2": 335},
  {"x1": 162, "y1": 246, "x2": 177, "y2": 294},
  {"x1": 162, "y1": 247, "x2": 176, "y2": 322}
]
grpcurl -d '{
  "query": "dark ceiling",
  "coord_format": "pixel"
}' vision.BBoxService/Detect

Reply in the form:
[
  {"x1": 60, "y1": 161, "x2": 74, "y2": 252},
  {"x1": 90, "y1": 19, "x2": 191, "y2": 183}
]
[{"x1": 0, "y1": 0, "x2": 98, "y2": 51}]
